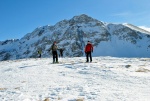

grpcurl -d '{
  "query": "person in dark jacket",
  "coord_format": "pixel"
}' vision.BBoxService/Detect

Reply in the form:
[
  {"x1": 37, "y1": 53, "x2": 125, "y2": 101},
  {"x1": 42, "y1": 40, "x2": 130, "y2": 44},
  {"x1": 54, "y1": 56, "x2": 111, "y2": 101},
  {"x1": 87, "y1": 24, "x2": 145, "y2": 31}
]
[
  {"x1": 84, "y1": 41, "x2": 93, "y2": 62},
  {"x1": 59, "y1": 48, "x2": 64, "y2": 57},
  {"x1": 50, "y1": 41, "x2": 58, "y2": 63}
]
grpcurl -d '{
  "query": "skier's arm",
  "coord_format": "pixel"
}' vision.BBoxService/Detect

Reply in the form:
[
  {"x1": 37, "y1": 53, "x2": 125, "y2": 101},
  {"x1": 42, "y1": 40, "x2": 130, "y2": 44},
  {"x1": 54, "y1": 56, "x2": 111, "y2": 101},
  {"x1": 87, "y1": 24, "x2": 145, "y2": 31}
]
[
  {"x1": 56, "y1": 45, "x2": 59, "y2": 50},
  {"x1": 91, "y1": 45, "x2": 93, "y2": 52}
]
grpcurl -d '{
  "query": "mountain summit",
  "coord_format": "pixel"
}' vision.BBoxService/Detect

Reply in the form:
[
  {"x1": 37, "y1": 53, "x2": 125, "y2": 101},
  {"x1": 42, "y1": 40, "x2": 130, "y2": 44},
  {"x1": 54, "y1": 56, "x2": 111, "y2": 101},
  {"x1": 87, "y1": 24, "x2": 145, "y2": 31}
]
[{"x1": 0, "y1": 14, "x2": 150, "y2": 60}]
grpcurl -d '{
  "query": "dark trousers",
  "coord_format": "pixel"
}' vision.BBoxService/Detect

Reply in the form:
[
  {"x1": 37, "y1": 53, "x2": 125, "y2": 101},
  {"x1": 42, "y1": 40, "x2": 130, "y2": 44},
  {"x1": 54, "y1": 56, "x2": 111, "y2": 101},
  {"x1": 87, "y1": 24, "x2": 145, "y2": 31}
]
[
  {"x1": 52, "y1": 51, "x2": 58, "y2": 62},
  {"x1": 86, "y1": 52, "x2": 92, "y2": 62},
  {"x1": 38, "y1": 54, "x2": 41, "y2": 58},
  {"x1": 60, "y1": 52, "x2": 63, "y2": 57}
]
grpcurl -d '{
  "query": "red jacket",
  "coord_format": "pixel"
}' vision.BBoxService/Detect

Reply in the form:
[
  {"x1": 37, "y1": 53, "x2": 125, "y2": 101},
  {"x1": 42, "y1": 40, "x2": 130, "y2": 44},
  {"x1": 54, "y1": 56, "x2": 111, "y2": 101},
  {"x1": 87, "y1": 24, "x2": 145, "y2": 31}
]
[{"x1": 85, "y1": 43, "x2": 93, "y2": 52}]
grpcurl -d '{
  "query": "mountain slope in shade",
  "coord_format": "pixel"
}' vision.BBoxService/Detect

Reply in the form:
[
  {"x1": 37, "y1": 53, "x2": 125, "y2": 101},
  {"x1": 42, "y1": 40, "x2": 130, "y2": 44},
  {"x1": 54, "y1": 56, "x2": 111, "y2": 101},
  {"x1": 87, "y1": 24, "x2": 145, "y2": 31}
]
[{"x1": 0, "y1": 14, "x2": 150, "y2": 61}]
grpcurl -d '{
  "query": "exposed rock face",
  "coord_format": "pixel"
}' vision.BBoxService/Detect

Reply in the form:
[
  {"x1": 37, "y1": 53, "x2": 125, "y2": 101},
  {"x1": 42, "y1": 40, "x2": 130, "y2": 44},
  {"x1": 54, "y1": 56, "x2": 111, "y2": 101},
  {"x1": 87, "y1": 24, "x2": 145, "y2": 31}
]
[{"x1": 0, "y1": 14, "x2": 150, "y2": 60}]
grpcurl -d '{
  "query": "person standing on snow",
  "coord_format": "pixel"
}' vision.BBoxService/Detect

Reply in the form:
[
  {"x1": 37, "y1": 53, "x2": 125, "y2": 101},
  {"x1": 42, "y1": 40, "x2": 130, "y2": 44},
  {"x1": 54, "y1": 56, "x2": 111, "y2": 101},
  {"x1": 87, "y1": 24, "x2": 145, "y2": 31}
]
[
  {"x1": 84, "y1": 41, "x2": 93, "y2": 62},
  {"x1": 37, "y1": 49, "x2": 42, "y2": 58},
  {"x1": 50, "y1": 41, "x2": 59, "y2": 63},
  {"x1": 59, "y1": 48, "x2": 64, "y2": 57}
]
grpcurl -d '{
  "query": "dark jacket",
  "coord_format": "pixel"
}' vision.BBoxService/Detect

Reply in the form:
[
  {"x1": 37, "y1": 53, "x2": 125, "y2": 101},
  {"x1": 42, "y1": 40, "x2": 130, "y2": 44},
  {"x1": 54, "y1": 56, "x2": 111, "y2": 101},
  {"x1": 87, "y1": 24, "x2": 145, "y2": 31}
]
[{"x1": 51, "y1": 44, "x2": 58, "y2": 51}]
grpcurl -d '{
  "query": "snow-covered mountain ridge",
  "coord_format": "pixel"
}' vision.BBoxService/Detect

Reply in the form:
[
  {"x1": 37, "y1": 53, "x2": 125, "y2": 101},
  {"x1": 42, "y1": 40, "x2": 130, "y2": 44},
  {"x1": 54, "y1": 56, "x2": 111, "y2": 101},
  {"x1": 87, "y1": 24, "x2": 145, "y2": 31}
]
[{"x1": 0, "y1": 14, "x2": 150, "y2": 60}]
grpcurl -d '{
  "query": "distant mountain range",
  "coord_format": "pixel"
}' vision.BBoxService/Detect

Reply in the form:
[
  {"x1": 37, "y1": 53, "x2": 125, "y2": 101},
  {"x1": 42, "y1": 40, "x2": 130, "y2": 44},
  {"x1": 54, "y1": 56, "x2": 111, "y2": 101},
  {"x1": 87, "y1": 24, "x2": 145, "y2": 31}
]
[{"x1": 0, "y1": 14, "x2": 150, "y2": 61}]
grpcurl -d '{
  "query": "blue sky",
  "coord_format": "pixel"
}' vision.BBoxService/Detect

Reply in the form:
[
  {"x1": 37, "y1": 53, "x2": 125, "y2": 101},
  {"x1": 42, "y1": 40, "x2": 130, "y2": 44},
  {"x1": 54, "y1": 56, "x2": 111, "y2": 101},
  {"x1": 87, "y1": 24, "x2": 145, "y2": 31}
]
[{"x1": 0, "y1": 0, "x2": 150, "y2": 41}]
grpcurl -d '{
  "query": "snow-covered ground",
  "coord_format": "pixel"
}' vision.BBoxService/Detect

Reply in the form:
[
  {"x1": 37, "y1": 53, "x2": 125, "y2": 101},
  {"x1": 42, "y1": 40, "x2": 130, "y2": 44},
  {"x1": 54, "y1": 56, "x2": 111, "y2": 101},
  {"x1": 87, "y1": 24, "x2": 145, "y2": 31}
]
[{"x1": 0, "y1": 57, "x2": 150, "y2": 101}]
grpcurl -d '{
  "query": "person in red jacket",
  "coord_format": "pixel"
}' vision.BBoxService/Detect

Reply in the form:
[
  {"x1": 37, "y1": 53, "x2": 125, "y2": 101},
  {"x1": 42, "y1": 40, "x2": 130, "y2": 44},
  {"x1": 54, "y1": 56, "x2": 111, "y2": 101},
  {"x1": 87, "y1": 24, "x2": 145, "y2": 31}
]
[{"x1": 85, "y1": 41, "x2": 93, "y2": 62}]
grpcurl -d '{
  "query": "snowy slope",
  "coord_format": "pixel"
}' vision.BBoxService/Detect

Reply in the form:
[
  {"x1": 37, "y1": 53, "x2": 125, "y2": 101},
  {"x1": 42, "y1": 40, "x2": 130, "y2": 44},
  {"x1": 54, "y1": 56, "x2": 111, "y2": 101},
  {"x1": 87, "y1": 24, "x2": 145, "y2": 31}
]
[
  {"x1": 139, "y1": 26, "x2": 150, "y2": 33},
  {"x1": 94, "y1": 23, "x2": 150, "y2": 57},
  {"x1": 0, "y1": 57, "x2": 150, "y2": 101},
  {"x1": 1, "y1": 14, "x2": 150, "y2": 61},
  {"x1": 124, "y1": 23, "x2": 150, "y2": 35}
]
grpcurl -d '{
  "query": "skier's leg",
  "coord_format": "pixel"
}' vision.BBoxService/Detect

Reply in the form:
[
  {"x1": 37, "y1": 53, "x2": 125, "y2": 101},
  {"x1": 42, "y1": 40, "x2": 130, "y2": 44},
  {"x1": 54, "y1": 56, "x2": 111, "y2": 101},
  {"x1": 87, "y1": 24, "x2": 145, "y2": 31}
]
[
  {"x1": 86, "y1": 52, "x2": 89, "y2": 62},
  {"x1": 90, "y1": 52, "x2": 92, "y2": 62},
  {"x1": 52, "y1": 51, "x2": 55, "y2": 63},
  {"x1": 62, "y1": 53, "x2": 63, "y2": 57},
  {"x1": 55, "y1": 51, "x2": 57, "y2": 62},
  {"x1": 56, "y1": 51, "x2": 58, "y2": 62},
  {"x1": 60, "y1": 52, "x2": 62, "y2": 57}
]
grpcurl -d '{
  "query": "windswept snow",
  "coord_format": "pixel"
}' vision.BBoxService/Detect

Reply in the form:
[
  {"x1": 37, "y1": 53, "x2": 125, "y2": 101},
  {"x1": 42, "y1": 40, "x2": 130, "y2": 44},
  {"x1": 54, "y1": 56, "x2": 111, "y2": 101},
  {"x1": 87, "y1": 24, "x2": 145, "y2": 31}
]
[
  {"x1": 139, "y1": 26, "x2": 150, "y2": 33},
  {"x1": 123, "y1": 23, "x2": 150, "y2": 35},
  {"x1": 0, "y1": 57, "x2": 150, "y2": 101}
]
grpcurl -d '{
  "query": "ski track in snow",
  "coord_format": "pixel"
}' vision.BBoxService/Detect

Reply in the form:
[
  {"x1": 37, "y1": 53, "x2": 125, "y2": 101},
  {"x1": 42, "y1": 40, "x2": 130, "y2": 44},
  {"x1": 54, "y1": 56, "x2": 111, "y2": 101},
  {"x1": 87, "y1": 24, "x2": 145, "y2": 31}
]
[{"x1": 0, "y1": 57, "x2": 150, "y2": 101}]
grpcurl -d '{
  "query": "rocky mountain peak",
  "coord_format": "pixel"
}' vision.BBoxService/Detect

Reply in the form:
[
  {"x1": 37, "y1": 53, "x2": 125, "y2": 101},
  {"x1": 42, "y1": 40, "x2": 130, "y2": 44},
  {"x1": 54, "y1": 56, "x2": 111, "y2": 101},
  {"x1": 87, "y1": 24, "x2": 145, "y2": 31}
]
[
  {"x1": 69, "y1": 14, "x2": 97, "y2": 24},
  {"x1": 0, "y1": 14, "x2": 150, "y2": 61}
]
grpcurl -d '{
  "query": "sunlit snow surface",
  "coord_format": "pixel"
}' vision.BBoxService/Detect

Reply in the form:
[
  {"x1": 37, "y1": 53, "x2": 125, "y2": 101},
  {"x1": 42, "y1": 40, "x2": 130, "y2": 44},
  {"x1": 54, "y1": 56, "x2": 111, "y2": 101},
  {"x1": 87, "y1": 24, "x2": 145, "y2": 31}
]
[{"x1": 0, "y1": 57, "x2": 150, "y2": 101}]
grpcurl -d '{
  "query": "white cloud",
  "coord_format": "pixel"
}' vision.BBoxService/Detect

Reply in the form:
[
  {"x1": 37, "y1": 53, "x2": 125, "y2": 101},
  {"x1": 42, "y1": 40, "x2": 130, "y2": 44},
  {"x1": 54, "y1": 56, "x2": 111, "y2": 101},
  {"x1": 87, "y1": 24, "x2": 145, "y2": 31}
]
[{"x1": 112, "y1": 12, "x2": 131, "y2": 17}]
